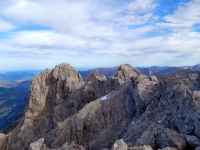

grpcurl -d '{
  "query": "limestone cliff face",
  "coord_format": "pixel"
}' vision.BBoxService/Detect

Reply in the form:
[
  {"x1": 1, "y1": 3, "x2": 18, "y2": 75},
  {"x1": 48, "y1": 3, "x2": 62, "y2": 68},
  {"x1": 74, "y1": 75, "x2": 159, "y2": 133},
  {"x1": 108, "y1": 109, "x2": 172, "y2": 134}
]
[
  {"x1": 5, "y1": 63, "x2": 140, "y2": 150},
  {"x1": 122, "y1": 73, "x2": 200, "y2": 150},
  {"x1": 1, "y1": 63, "x2": 200, "y2": 150},
  {"x1": 7, "y1": 63, "x2": 84, "y2": 149}
]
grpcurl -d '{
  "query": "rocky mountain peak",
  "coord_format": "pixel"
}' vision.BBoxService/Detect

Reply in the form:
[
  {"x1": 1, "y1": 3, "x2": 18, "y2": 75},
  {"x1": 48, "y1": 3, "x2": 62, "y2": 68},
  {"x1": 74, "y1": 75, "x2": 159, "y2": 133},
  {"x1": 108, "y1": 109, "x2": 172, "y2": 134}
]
[
  {"x1": 86, "y1": 72, "x2": 106, "y2": 83},
  {"x1": 51, "y1": 63, "x2": 82, "y2": 82},
  {"x1": 1, "y1": 63, "x2": 200, "y2": 150},
  {"x1": 117, "y1": 64, "x2": 142, "y2": 82},
  {"x1": 192, "y1": 63, "x2": 200, "y2": 71}
]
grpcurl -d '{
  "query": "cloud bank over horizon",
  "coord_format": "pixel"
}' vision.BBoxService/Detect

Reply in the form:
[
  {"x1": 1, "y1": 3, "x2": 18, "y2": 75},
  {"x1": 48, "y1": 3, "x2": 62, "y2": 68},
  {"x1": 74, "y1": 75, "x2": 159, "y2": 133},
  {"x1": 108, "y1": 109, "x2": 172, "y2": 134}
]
[{"x1": 0, "y1": 0, "x2": 200, "y2": 70}]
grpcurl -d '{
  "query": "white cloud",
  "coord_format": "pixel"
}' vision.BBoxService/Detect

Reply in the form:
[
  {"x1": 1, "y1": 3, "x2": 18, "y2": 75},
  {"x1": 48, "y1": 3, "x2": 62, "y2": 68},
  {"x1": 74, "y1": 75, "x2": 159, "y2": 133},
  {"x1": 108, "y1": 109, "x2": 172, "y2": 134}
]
[
  {"x1": 0, "y1": 0, "x2": 200, "y2": 70},
  {"x1": 0, "y1": 0, "x2": 120, "y2": 39},
  {"x1": 6, "y1": 31, "x2": 88, "y2": 48},
  {"x1": 0, "y1": 18, "x2": 15, "y2": 31},
  {"x1": 1, "y1": 28, "x2": 200, "y2": 68},
  {"x1": 0, "y1": 0, "x2": 158, "y2": 38},
  {"x1": 158, "y1": 0, "x2": 200, "y2": 31},
  {"x1": 113, "y1": 13, "x2": 153, "y2": 26},
  {"x1": 128, "y1": 0, "x2": 157, "y2": 14},
  {"x1": 0, "y1": 30, "x2": 108, "y2": 57},
  {"x1": 2, "y1": 0, "x2": 89, "y2": 30}
]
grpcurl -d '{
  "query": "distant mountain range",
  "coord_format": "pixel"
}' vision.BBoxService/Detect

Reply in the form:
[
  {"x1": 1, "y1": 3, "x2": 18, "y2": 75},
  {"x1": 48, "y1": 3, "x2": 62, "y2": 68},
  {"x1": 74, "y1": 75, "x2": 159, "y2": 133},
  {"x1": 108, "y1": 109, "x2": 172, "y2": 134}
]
[
  {"x1": 138, "y1": 63, "x2": 200, "y2": 77},
  {"x1": 78, "y1": 67, "x2": 118, "y2": 80},
  {"x1": 78, "y1": 63, "x2": 200, "y2": 80},
  {"x1": 1, "y1": 64, "x2": 200, "y2": 84}
]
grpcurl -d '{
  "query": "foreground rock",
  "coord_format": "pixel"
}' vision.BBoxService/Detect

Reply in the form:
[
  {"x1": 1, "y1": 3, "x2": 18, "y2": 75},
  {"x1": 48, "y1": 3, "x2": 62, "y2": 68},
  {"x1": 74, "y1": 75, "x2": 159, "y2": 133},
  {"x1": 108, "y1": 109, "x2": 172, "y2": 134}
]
[
  {"x1": 28, "y1": 138, "x2": 46, "y2": 150},
  {"x1": 1, "y1": 63, "x2": 200, "y2": 150},
  {"x1": 28, "y1": 138, "x2": 85, "y2": 150},
  {"x1": 0, "y1": 133, "x2": 7, "y2": 150},
  {"x1": 129, "y1": 145, "x2": 153, "y2": 150},
  {"x1": 111, "y1": 139, "x2": 127, "y2": 150}
]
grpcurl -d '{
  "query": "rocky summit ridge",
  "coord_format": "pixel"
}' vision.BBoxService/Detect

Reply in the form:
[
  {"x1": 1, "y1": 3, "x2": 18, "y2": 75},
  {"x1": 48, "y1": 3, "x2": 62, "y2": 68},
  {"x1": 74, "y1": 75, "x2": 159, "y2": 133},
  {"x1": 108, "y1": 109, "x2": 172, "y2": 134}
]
[{"x1": 0, "y1": 63, "x2": 200, "y2": 150}]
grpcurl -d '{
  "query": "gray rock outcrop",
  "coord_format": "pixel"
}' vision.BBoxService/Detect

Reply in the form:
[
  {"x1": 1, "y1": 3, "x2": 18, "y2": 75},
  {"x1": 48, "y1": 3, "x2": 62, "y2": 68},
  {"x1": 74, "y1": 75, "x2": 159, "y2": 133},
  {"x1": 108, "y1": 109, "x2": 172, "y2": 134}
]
[
  {"x1": 0, "y1": 133, "x2": 7, "y2": 150},
  {"x1": 156, "y1": 128, "x2": 186, "y2": 149},
  {"x1": 28, "y1": 139, "x2": 85, "y2": 150},
  {"x1": 111, "y1": 139, "x2": 127, "y2": 150},
  {"x1": 0, "y1": 63, "x2": 200, "y2": 150},
  {"x1": 117, "y1": 64, "x2": 142, "y2": 82},
  {"x1": 129, "y1": 145, "x2": 153, "y2": 150},
  {"x1": 28, "y1": 138, "x2": 46, "y2": 150},
  {"x1": 184, "y1": 135, "x2": 200, "y2": 148}
]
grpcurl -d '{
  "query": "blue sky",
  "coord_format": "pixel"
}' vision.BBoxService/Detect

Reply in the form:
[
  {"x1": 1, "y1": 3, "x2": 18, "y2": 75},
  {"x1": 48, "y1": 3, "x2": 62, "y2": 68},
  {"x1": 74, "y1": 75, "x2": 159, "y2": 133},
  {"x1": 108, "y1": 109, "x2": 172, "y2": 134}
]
[{"x1": 0, "y1": 0, "x2": 200, "y2": 70}]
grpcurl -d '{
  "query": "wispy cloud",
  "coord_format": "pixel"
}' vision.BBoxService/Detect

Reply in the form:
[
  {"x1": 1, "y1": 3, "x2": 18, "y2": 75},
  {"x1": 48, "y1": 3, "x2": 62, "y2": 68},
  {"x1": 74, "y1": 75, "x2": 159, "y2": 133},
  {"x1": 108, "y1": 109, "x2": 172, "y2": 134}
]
[
  {"x1": 128, "y1": 0, "x2": 157, "y2": 13},
  {"x1": 0, "y1": 0, "x2": 200, "y2": 70},
  {"x1": 0, "y1": 18, "x2": 15, "y2": 31},
  {"x1": 157, "y1": 0, "x2": 200, "y2": 31}
]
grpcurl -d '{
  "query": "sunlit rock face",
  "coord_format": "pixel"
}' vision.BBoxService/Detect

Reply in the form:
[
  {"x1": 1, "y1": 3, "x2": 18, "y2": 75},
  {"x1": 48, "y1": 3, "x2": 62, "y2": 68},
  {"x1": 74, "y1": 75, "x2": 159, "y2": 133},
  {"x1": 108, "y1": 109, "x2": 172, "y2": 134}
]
[{"x1": 1, "y1": 63, "x2": 200, "y2": 150}]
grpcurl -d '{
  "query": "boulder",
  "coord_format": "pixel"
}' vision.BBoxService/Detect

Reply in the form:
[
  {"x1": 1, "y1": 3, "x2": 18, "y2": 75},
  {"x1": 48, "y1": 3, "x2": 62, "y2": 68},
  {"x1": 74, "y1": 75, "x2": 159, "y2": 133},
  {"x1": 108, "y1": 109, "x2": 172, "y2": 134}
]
[
  {"x1": 128, "y1": 145, "x2": 153, "y2": 150},
  {"x1": 185, "y1": 135, "x2": 200, "y2": 148},
  {"x1": 111, "y1": 139, "x2": 127, "y2": 150},
  {"x1": 28, "y1": 138, "x2": 46, "y2": 150},
  {"x1": 156, "y1": 128, "x2": 186, "y2": 150}
]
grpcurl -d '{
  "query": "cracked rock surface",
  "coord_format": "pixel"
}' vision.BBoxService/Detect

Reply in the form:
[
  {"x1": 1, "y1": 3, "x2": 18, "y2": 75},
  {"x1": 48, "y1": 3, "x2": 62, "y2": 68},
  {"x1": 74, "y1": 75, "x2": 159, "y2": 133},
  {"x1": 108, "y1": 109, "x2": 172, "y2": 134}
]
[{"x1": 0, "y1": 63, "x2": 200, "y2": 150}]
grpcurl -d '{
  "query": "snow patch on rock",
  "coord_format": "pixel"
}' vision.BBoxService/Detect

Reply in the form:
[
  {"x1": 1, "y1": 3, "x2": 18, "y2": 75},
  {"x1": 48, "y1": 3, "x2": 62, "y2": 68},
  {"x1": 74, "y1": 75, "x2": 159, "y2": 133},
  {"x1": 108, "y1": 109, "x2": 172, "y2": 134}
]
[{"x1": 100, "y1": 95, "x2": 108, "y2": 100}]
